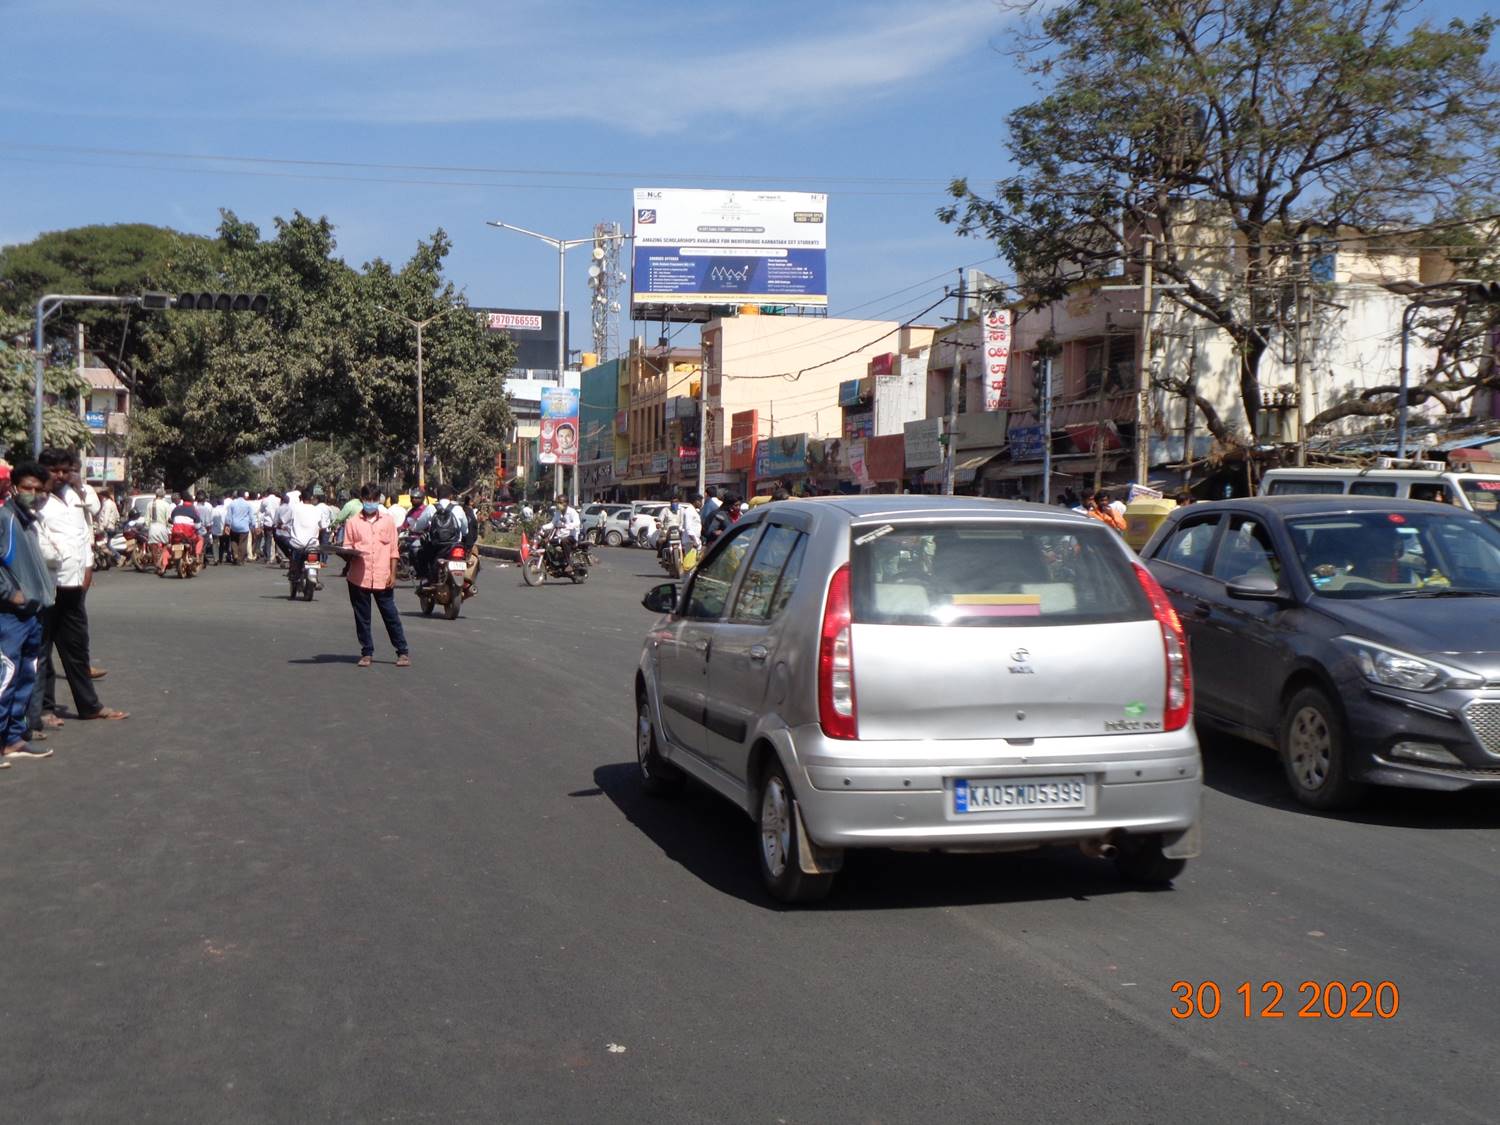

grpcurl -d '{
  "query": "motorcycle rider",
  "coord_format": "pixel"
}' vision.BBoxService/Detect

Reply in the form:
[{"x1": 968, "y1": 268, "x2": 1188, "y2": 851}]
[
  {"x1": 408, "y1": 483, "x2": 467, "y2": 582},
  {"x1": 459, "y1": 492, "x2": 481, "y2": 597},
  {"x1": 656, "y1": 493, "x2": 701, "y2": 562},
  {"x1": 146, "y1": 487, "x2": 173, "y2": 570},
  {"x1": 283, "y1": 486, "x2": 330, "y2": 592},
  {"x1": 160, "y1": 492, "x2": 205, "y2": 574},
  {"x1": 550, "y1": 494, "x2": 580, "y2": 570}
]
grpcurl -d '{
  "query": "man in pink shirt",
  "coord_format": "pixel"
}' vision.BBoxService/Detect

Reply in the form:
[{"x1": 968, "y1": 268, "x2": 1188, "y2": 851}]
[{"x1": 342, "y1": 483, "x2": 410, "y2": 668}]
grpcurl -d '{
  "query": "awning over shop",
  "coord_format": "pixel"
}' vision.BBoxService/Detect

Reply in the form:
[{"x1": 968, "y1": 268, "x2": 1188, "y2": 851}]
[{"x1": 952, "y1": 446, "x2": 1005, "y2": 485}]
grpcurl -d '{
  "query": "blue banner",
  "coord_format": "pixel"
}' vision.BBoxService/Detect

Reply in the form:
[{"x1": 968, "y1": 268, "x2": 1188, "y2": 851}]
[
  {"x1": 632, "y1": 247, "x2": 827, "y2": 303},
  {"x1": 754, "y1": 434, "x2": 808, "y2": 479},
  {"x1": 85, "y1": 411, "x2": 107, "y2": 430}
]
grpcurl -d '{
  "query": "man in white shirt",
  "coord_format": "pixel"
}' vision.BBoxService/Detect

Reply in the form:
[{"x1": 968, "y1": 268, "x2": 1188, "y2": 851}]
[
  {"x1": 32, "y1": 450, "x2": 126, "y2": 728},
  {"x1": 283, "y1": 487, "x2": 330, "y2": 589},
  {"x1": 260, "y1": 491, "x2": 282, "y2": 564},
  {"x1": 549, "y1": 494, "x2": 581, "y2": 569}
]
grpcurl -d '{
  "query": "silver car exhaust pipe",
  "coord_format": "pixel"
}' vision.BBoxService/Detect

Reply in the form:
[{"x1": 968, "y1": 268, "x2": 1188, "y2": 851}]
[{"x1": 1080, "y1": 838, "x2": 1117, "y2": 859}]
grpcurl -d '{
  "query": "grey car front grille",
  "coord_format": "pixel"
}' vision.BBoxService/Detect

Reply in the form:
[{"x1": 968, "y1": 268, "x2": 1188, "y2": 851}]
[{"x1": 1461, "y1": 700, "x2": 1500, "y2": 756}]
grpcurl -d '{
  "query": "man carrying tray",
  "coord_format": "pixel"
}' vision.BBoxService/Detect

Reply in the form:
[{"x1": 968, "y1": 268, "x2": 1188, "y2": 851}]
[{"x1": 339, "y1": 483, "x2": 410, "y2": 669}]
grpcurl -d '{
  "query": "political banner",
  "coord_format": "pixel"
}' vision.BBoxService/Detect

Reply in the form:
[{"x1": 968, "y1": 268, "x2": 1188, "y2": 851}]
[{"x1": 538, "y1": 387, "x2": 580, "y2": 466}]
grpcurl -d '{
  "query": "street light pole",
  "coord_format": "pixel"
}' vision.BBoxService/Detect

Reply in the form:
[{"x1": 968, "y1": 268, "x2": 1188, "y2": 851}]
[
  {"x1": 376, "y1": 303, "x2": 461, "y2": 491},
  {"x1": 487, "y1": 220, "x2": 600, "y2": 509}
]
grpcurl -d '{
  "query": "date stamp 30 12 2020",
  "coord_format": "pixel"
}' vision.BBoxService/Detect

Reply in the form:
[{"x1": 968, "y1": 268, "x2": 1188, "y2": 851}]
[{"x1": 1170, "y1": 980, "x2": 1400, "y2": 1020}]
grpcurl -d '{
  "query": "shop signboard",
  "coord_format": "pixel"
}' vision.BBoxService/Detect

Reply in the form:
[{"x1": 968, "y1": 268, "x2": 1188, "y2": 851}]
[
  {"x1": 866, "y1": 433, "x2": 905, "y2": 482},
  {"x1": 843, "y1": 408, "x2": 873, "y2": 441},
  {"x1": 869, "y1": 352, "x2": 895, "y2": 377},
  {"x1": 651, "y1": 452, "x2": 669, "y2": 474},
  {"x1": 1008, "y1": 424, "x2": 1047, "y2": 461},
  {"x1": 631, "y1": 188, "x2": 828, "y2": 313},
  {"x1": 981, "y1": 307, "x2": 1012, "y2": 411},
  {"x1": 85, "y1": 411, "x2": 107, "y2": 430},
  {"x1": 904, "y1": 417, "x2": 944, "y2": 467},
  {"x1": 847, "y1": 438, "x2": 869, "y2": 485},
  {"x1": 838, "y1": 378, "x2": 867, "y2": 407},
  {"x1": 538, "y1": 387, "x2": 581, "y2": 465},
  {"x1": 754, "y1": 433, "x2": 808, "y2": 479},
  {"x1": 729, "y1": 409, "x2": 759, "y2": 471},
  {"x1": 84, "y1": 457, "x2": 125, "y2": 482}
]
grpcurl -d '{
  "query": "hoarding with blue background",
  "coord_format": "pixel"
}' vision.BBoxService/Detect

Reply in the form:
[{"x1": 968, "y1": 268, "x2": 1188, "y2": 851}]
[{"x1": 754, "y1": 433, "x2": 808, "y2": 479}]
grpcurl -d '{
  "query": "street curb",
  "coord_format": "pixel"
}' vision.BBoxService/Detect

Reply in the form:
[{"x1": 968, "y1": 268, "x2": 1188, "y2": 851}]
[{"x1": 477, "y1": 544, "x2": 522, "y2": 562}]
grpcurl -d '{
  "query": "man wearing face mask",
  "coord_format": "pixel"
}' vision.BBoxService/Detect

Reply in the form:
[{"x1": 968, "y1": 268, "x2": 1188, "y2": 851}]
[
  {"x1": 341, "y1": 483, "x2": 410, "y2": 668},
  {"x1": 0, "y1": 462, "x2": 57, "y2": 762}
]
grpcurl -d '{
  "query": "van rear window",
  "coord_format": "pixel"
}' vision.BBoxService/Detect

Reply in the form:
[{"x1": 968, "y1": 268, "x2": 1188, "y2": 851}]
[{"x1": 849, "y1": 522, "x2": 1150, "y2": 627}]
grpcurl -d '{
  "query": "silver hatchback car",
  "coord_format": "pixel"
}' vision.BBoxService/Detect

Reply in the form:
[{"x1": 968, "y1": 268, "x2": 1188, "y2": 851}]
[{"x1": 635, "y1": 496, "x2": 1202, "y2": 903}]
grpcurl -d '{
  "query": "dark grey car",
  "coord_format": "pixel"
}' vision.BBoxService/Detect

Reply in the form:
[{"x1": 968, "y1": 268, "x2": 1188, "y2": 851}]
[{"x1": 1143, "y1": 495, "x2": 1500, "y2": 808}]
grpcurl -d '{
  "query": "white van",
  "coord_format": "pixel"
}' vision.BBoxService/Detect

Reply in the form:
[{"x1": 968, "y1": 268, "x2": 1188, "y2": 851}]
[{"x1": 1259, "y1": 459, "x2": 1500, "y2": 525}]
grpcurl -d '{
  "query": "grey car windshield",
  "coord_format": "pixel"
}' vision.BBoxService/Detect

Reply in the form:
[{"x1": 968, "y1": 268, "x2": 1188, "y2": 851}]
[
  {"x1": 849, "y1": 521, "x2": 1150, "y2": 627},
  {"x1": 1288, "y1": 511, "x2": 1500, "y2": 599}
]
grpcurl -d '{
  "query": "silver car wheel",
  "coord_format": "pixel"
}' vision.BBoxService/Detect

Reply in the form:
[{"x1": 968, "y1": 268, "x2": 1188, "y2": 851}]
[
  {"x1": 1288, "y1": 705, "x2": 1331, "y2": 789},
  {"x1": 760, "y1": 775, "x2": 791, "y2": 880}
]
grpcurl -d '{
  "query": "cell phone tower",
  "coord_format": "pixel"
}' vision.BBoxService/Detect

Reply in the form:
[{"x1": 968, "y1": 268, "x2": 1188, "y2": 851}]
[{"x1": 587, "y1": 221, "x2": 625, "y2": 361}]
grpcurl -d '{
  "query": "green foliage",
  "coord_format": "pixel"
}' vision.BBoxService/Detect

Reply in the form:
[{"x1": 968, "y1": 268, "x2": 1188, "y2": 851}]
[
  {"x1": 1, "y1": 215, "x2": 516, "y2": 486},
  {"x1": 943, "y1": 0, "x2": 1500, "y2": 439},
  {"x1": 0, "y1": 311, "x2": 93, "y2": 458}
]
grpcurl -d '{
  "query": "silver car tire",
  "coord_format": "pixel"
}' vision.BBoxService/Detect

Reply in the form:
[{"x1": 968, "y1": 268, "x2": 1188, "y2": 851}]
[
  {"x1": 757, "y1": 760, "x2": 834, "y2": 905},
  {"x1": 1279, "y1": 686, "x2": 1363, "y2": 810},
  {"x1": 605, "y1": 530, "x2": 624, "y2": 547},
  {"x1": 637, "y1": 697, "x2": 683, "y2": 797}
]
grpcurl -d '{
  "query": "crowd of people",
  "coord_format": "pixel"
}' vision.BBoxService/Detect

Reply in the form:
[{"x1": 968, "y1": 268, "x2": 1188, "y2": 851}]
[{"x1": 0, "y1": 451, "x2": 129, "y2": 768}]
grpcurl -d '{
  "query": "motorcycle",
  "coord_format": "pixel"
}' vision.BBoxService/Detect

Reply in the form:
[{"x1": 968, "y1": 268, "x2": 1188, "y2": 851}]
[
  {"x1": 93, "y1": 529, "x2": 116, "y2": 572},
  {"x1": 416, "y1": 545, "x2": 471, "y2": 620},
  {"x1": 288, "y1": 543, "x2": 323, "y2": 601},
  {"x1": 161, "y1": 529, "x2": 202, "y2": 579},
  {"x1": 521, "y1": 527, "x2": 589, "y2": 586},
  {"x1": 657, "y1": 525, "x2": 684, "y2": 579},
  {"x1": 395, "y1": 530, "x2": 416, "y2": 583},
  {"x1": 121, "y1": 520, "x2": 152, "y2": 572}
]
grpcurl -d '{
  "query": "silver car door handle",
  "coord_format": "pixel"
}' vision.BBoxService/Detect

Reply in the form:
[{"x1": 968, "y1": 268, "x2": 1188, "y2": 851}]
[{"x1": 748, "y1": 645, "x2": 769, "y2": 663}]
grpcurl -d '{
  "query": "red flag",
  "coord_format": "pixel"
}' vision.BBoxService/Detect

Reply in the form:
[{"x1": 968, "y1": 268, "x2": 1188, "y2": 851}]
[{"x1": 519, "y1": 531, "x2": 530, "y2": 563}]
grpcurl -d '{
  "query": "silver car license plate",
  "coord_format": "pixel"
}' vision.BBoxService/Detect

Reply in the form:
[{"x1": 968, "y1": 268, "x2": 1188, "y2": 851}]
[{"x1": 954, "y1": 776, "x2": 1087, "y2": 814}]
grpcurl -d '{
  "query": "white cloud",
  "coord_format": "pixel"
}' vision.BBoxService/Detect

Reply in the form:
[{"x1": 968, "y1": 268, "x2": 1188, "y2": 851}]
[{"x1": 5, "y1": 0, "x2": 1006, "y2": 134}]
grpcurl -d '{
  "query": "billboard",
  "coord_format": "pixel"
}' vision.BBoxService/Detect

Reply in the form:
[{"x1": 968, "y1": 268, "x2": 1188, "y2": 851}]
[
  {"x1": 538, "y1": 387, "x2": 580, "y2": 465},
  {"x1": 755, "y1": 433, "x2": 808, "y2": 480},
  {"x1": 474, "y1": 308, "x2": 569, "y2": 372},
  {"x1": 631, "y1": 188, "x2": 828, "y2": 316}
]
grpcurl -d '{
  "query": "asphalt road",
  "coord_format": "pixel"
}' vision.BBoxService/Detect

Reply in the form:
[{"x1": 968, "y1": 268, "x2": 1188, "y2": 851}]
[{"x1": 3, "y1": 549, "x2": 1498, "y2": 1123}]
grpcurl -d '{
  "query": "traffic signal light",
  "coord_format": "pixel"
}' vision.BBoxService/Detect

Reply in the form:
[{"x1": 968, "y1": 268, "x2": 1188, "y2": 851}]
[
  {"x1": 1467, "y1": 282, "x2": 1500, "y2": 303},
  {"x1": 169, "y1": 292, "x2": 271, "y2": 313}
]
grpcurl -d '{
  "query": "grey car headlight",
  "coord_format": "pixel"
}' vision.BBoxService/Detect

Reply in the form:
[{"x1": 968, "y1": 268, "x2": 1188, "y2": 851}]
[{"x1": 1339, "y1": 636, "x2": 1483, "y2": 693}]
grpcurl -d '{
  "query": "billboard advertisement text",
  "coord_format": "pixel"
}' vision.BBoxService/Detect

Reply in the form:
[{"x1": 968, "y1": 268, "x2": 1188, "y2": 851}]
[{"x1": 632, "y1": 189, "x2": 828, "y2": 311}]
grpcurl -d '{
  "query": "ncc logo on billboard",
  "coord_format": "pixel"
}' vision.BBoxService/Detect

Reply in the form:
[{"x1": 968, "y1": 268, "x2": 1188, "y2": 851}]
[{"x1": 636, "y1": 209, "x2": 657, "y2": 224}]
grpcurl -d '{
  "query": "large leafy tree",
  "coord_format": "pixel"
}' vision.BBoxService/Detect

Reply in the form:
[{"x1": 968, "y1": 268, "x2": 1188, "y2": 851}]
[
  {"x1": 2, "y1": 215, "x2": 514, "y2": 487},
  {"x1": 942, "y1": 0, "x2": 1500, "y2": 442},
  {"x1": 0, "y1": 311, "x2": 93, "y2": 456}
]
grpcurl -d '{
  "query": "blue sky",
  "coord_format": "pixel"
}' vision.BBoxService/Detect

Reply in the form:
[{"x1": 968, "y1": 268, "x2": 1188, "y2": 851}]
[
  {"x1": 4, "y1": 0, "x2": 1493, "y2": 358},
  {"x1": 1, "y1": 0, "x2": 1020, "y2": 352}
]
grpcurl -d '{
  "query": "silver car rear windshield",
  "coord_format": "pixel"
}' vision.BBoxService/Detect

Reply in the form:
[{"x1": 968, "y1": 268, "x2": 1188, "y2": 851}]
[{"x1": 849, "y1": 521, "x2": 1151, "y2": 627}]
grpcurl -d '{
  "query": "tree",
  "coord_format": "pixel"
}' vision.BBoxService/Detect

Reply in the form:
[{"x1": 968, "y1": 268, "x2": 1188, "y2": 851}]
[
  {"x1": 0, "y1": 311, "x2": 93, "y2": 458},
  {"x1": 942, "y1": 0, "x2": 1500, "y2": 442}
]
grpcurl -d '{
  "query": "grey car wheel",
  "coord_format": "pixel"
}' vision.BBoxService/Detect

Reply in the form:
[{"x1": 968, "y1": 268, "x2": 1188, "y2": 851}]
[
  {"x1": 1279, "y1": 686, "x2": 1363, "y2": 810},
  {"x1": 756, "y1": 760, "x2": 834, "y2": 904},
  {"x1": 605, "y1": 529, "x2": 624, "y2": 547},
  {"x1": 636, "y1": 697, "x2": 683, "y2": 796}
]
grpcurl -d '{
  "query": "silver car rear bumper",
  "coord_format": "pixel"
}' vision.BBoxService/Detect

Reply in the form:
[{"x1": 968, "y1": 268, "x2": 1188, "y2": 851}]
[{"x1": 786, "y1": 726, "x2": 1201, "y2": 849}]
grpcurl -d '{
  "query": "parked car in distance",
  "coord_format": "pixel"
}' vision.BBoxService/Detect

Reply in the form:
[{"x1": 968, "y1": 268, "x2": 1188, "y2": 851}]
[
  {"x1": 626, "y1": 501, "x2": 668, "y2": 547},
  {"x1": 582, "y1": 503, "x2": 631, "y2": 543},
  {"x1": 635, "y1": 496, "x2": 1201, "y2": 904},
  {"x1": 1260, "y1": 458, "x2": 1500, "y2": 528},
  {"x1": 1143, "y1": 495, "x2": 1500, "y2": 809}
]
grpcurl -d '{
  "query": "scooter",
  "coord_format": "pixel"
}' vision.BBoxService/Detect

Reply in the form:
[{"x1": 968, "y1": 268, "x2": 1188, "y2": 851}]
[
  {"x1": 416, "y1": 545, "x2": 469, "y2": 620},
  {"x1": 289, "y1": 544, "x2": 323, "y2": 601}
]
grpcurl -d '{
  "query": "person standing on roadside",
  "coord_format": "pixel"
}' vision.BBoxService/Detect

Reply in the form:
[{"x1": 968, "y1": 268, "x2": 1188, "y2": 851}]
[
  {"x1": 32, "y1": 450, "x2": 126, "y2": 727},
  {"x1": 0, "y1": 462, "x2": 57, "y2": 764},
  {"x1": 226, "y1": 490, "x2": 254, "y2": 564},
  {"x1": 342, "y1": 483, "x2": 409, "y2": 668}
]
